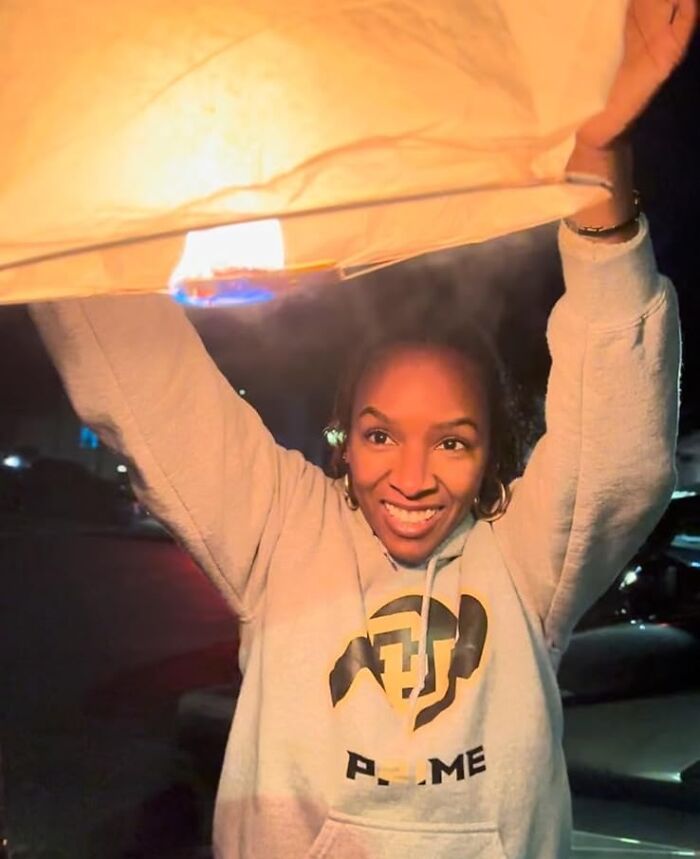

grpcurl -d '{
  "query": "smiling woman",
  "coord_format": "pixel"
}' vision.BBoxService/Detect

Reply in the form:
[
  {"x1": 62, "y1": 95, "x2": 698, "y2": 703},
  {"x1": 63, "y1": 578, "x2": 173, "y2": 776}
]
[
  {"x1": 326, "y1": 329, "x2": 527, "y2": 566},
  {"x1": 30, "y1": 207, "x2": 681, "y2": 854},
  {"x1": 349, "y1": 346, "x2": 490, "y2": 567}
]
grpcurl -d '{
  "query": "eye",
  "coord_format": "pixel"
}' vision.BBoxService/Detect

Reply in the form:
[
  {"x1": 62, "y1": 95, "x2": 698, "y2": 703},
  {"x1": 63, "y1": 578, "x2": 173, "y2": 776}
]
[
  {"x1": 437, "y1": 437, "x2": 469, "y2": 452},
  {"x1": 365, "y1": 429, "x2": 395, "y2": 446}
]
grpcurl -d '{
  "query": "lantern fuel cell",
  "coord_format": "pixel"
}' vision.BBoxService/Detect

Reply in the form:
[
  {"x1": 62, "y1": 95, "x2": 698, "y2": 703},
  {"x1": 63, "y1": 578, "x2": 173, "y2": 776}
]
[{"x1": 168, "y1": 220, "x2": 337, "y2": 306}]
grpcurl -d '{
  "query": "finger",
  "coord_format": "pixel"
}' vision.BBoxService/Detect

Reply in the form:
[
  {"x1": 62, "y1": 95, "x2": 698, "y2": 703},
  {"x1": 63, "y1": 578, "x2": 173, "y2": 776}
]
[{"x1": 672, "y1": 0, "x2": 698, "y2": 42}]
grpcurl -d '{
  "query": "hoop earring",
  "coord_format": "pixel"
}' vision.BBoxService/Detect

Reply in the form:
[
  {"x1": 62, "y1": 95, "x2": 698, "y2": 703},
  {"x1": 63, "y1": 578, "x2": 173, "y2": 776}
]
[
  {"x1": 474, "y1": 477, "x2": 509, "y2": 522},
  {"x1": 343, "y1": 472, "x2": 359, "y2": 511}
]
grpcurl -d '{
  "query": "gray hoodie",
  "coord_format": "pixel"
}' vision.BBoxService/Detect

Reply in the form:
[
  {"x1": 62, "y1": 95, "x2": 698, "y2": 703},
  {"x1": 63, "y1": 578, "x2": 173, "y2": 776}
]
[{"x1": 31, "y1": 218, "x2": 679, "y2": 858}]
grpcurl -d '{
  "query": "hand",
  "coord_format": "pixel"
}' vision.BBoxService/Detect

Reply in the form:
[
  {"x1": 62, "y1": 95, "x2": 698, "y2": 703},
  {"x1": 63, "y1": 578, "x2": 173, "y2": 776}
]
[{"x1": 577, "y1": 0, "x2": 698, "y2": 149}]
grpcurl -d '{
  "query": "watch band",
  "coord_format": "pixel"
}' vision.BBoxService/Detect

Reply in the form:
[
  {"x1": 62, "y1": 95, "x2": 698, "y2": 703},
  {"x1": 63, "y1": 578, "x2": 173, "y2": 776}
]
[{"x1": 564, "y1": 189, "x2": 641, "y2": 237}]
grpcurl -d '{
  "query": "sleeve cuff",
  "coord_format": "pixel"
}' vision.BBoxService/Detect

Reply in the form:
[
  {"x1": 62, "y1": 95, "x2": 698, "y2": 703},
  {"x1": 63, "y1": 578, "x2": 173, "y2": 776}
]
[{"x1": 557, "y1": 214, "x2": 663, "y2": 323}]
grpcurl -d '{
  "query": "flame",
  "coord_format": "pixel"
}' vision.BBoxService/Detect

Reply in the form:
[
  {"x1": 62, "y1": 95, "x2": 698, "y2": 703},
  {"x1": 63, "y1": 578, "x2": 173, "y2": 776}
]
[
  {"x1": 168, "y1": 217, "x2": 338, "y2": 306},
  {"x1": 169, "y1": 218, "x2": 285, "y2": 287}
]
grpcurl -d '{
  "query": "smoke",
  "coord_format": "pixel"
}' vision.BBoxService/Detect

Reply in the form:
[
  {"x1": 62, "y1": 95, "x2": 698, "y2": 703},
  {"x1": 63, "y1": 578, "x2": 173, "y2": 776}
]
[{"x1": 192, "y1": 221, "x2": 563, "y2": 461}]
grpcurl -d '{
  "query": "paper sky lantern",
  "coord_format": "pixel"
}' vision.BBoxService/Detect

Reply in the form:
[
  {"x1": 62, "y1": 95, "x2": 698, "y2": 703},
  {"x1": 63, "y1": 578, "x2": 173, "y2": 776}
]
[{"x1": 0, "y1": 0, "x2": 627, "y2": 305}]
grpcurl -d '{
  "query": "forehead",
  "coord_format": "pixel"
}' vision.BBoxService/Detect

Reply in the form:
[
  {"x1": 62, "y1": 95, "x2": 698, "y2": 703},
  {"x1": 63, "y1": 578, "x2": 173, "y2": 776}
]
[{"x1": 352, "y1": 344, "x2": 487, "y2": 418}]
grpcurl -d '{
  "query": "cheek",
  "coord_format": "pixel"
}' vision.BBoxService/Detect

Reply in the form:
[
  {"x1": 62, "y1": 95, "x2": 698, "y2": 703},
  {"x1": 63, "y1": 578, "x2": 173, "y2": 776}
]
[
  {"x1": 438, "y1": 449, "x2": 490, "y2": 499},
  {"x1": 346, "y1": 442, "x2": 389, "y2": 489},
  {"x1": 441, "y1": 463, "x2": 483, "y2": 500}
]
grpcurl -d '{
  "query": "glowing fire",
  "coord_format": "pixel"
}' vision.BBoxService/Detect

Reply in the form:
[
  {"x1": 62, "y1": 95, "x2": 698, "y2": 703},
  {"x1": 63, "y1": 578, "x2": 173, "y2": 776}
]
[
  {"x1": 169, "y1": 218, "x2": 285, "y2": 286},
  {"x1": 168, "y1": 217, "x2": 338, "y2": 307}
]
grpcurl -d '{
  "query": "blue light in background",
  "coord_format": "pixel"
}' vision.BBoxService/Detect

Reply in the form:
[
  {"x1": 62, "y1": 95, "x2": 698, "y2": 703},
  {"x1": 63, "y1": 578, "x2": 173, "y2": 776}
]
[
  {"x1": 2, "y1": 454, "x2": 25, "y2": 469},
  {"x1": 79, "y1": 426, "x2": 100, "y2": 450}
]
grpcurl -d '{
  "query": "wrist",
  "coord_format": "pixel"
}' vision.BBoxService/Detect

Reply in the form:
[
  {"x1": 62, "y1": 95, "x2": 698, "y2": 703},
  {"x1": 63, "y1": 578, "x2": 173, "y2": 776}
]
[{"x1": 565, "y1": 138, "x2": 639, "y2": 243}]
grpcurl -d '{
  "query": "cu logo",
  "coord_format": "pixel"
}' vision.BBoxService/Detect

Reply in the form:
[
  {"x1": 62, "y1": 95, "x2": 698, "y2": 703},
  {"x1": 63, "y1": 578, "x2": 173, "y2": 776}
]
[{"x1": 329, "y1": 595, "x2": 487, "y2": 730}]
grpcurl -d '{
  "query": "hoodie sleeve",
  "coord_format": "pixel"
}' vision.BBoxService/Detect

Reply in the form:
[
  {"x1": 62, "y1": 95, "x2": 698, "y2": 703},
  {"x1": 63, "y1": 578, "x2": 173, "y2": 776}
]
[
  {"x1": 30, "y1": 294, "x2": 325, "y2": 620},
  {"x1": 492, "y1": 215, "x2": 680, "y2": 656}
]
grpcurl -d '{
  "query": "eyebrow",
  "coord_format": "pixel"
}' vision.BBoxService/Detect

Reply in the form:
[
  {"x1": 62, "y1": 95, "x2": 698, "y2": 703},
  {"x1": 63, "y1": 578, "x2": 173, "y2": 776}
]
[{"x1": 358, "y1": 406, "x2": 480, "y2": 433}]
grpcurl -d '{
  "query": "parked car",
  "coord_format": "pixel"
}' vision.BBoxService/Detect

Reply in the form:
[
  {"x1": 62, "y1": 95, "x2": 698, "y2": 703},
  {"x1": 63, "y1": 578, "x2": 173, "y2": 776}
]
[
  {"x1": 560, "y1": 493, "x2": 700, "y2": 854},
  {"x1": 0, "y1": 456, "x2": 133, "y2": 526}
]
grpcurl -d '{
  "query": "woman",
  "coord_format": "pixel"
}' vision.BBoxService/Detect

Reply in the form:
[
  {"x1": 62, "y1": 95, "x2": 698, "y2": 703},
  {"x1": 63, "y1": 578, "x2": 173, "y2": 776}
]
[{"x1": 31, "y1": 2, "x2": 695, "y2": 856}]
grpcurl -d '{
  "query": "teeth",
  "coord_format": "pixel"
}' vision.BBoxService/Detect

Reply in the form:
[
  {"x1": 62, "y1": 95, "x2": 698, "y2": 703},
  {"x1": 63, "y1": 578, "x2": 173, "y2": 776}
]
[{"x1": 384, "y1": 503, "x2": 438, "y2": 523}]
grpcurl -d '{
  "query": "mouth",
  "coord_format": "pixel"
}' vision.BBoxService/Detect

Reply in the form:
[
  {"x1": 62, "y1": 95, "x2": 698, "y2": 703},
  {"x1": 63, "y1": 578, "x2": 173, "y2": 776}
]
[{"x1": 381, "y1": 501, "x2": 444, "y2": 538}]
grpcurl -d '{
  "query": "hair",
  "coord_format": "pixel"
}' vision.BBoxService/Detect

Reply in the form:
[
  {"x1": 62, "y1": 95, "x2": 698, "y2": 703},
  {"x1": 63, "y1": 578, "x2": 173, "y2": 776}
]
[{"x1": 325, "y1": 321, "x2": 532, "y2": 517}]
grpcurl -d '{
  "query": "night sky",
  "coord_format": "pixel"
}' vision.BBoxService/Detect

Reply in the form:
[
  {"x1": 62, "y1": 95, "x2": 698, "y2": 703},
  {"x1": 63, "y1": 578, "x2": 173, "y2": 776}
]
[{"x1": 1, "y1": 31, "x2": 698, "y2": 448}]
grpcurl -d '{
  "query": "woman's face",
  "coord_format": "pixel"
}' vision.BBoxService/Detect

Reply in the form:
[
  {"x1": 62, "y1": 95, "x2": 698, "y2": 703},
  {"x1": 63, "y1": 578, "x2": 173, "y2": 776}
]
[{"x1": 345, "y1": 344, "x2": 490, "y2": 566}]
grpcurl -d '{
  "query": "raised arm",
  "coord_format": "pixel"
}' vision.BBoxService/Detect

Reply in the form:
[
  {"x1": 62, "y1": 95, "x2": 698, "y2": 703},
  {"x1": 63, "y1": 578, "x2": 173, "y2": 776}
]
[
  {"x1": 493, "y1": 203, "x2": 679, "y2": 653},
  {"x1": 30, "y1": 295, "x2": 325, "y2": 620},
  {"x1": 492, "y1": 0, "x2": 694, "y2": 653}
]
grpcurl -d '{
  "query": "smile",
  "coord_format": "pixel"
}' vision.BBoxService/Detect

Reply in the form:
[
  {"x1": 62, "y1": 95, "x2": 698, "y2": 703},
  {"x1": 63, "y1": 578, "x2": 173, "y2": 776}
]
[{"x1": 382, "y1": 502, "x2": 440, "y2": 524}]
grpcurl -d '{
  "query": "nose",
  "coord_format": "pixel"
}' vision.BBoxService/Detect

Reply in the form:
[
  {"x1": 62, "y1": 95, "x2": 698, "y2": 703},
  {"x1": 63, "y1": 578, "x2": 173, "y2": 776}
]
[{"x1": 389, "y1": 444, "x2": 436, "y2": 499}]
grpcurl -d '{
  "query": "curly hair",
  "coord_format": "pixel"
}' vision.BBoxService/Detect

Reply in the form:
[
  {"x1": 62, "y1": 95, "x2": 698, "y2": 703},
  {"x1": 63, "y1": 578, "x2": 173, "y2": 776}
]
[{"x1": 325, "y1": 320, "x2": 532, "y2": 518}]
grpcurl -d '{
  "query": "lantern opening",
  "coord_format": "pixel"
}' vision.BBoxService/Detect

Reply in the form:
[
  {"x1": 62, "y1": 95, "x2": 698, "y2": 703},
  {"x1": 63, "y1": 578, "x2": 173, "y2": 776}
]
[
  {"x1": 168, "y1": 217, "x2": 341, "y2": 307},
  {"x1": 169, "y1": 219, "x2": 284, "y2": 306}
]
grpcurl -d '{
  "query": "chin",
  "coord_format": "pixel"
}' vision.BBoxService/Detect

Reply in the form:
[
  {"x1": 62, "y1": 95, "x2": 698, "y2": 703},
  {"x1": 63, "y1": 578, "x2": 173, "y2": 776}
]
[
  {"x1": 382, "y1": 537, "x2": 437, "y2": 568},
  {"x1": 392, "y1": 551, "x2": 431, "y2": 567},
  {"x1": 360, "y1": 500, "x2": 467, "y2": 567},
  {"x1": 373, "y1": 511, "x2": 468, "y2": 567}
]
